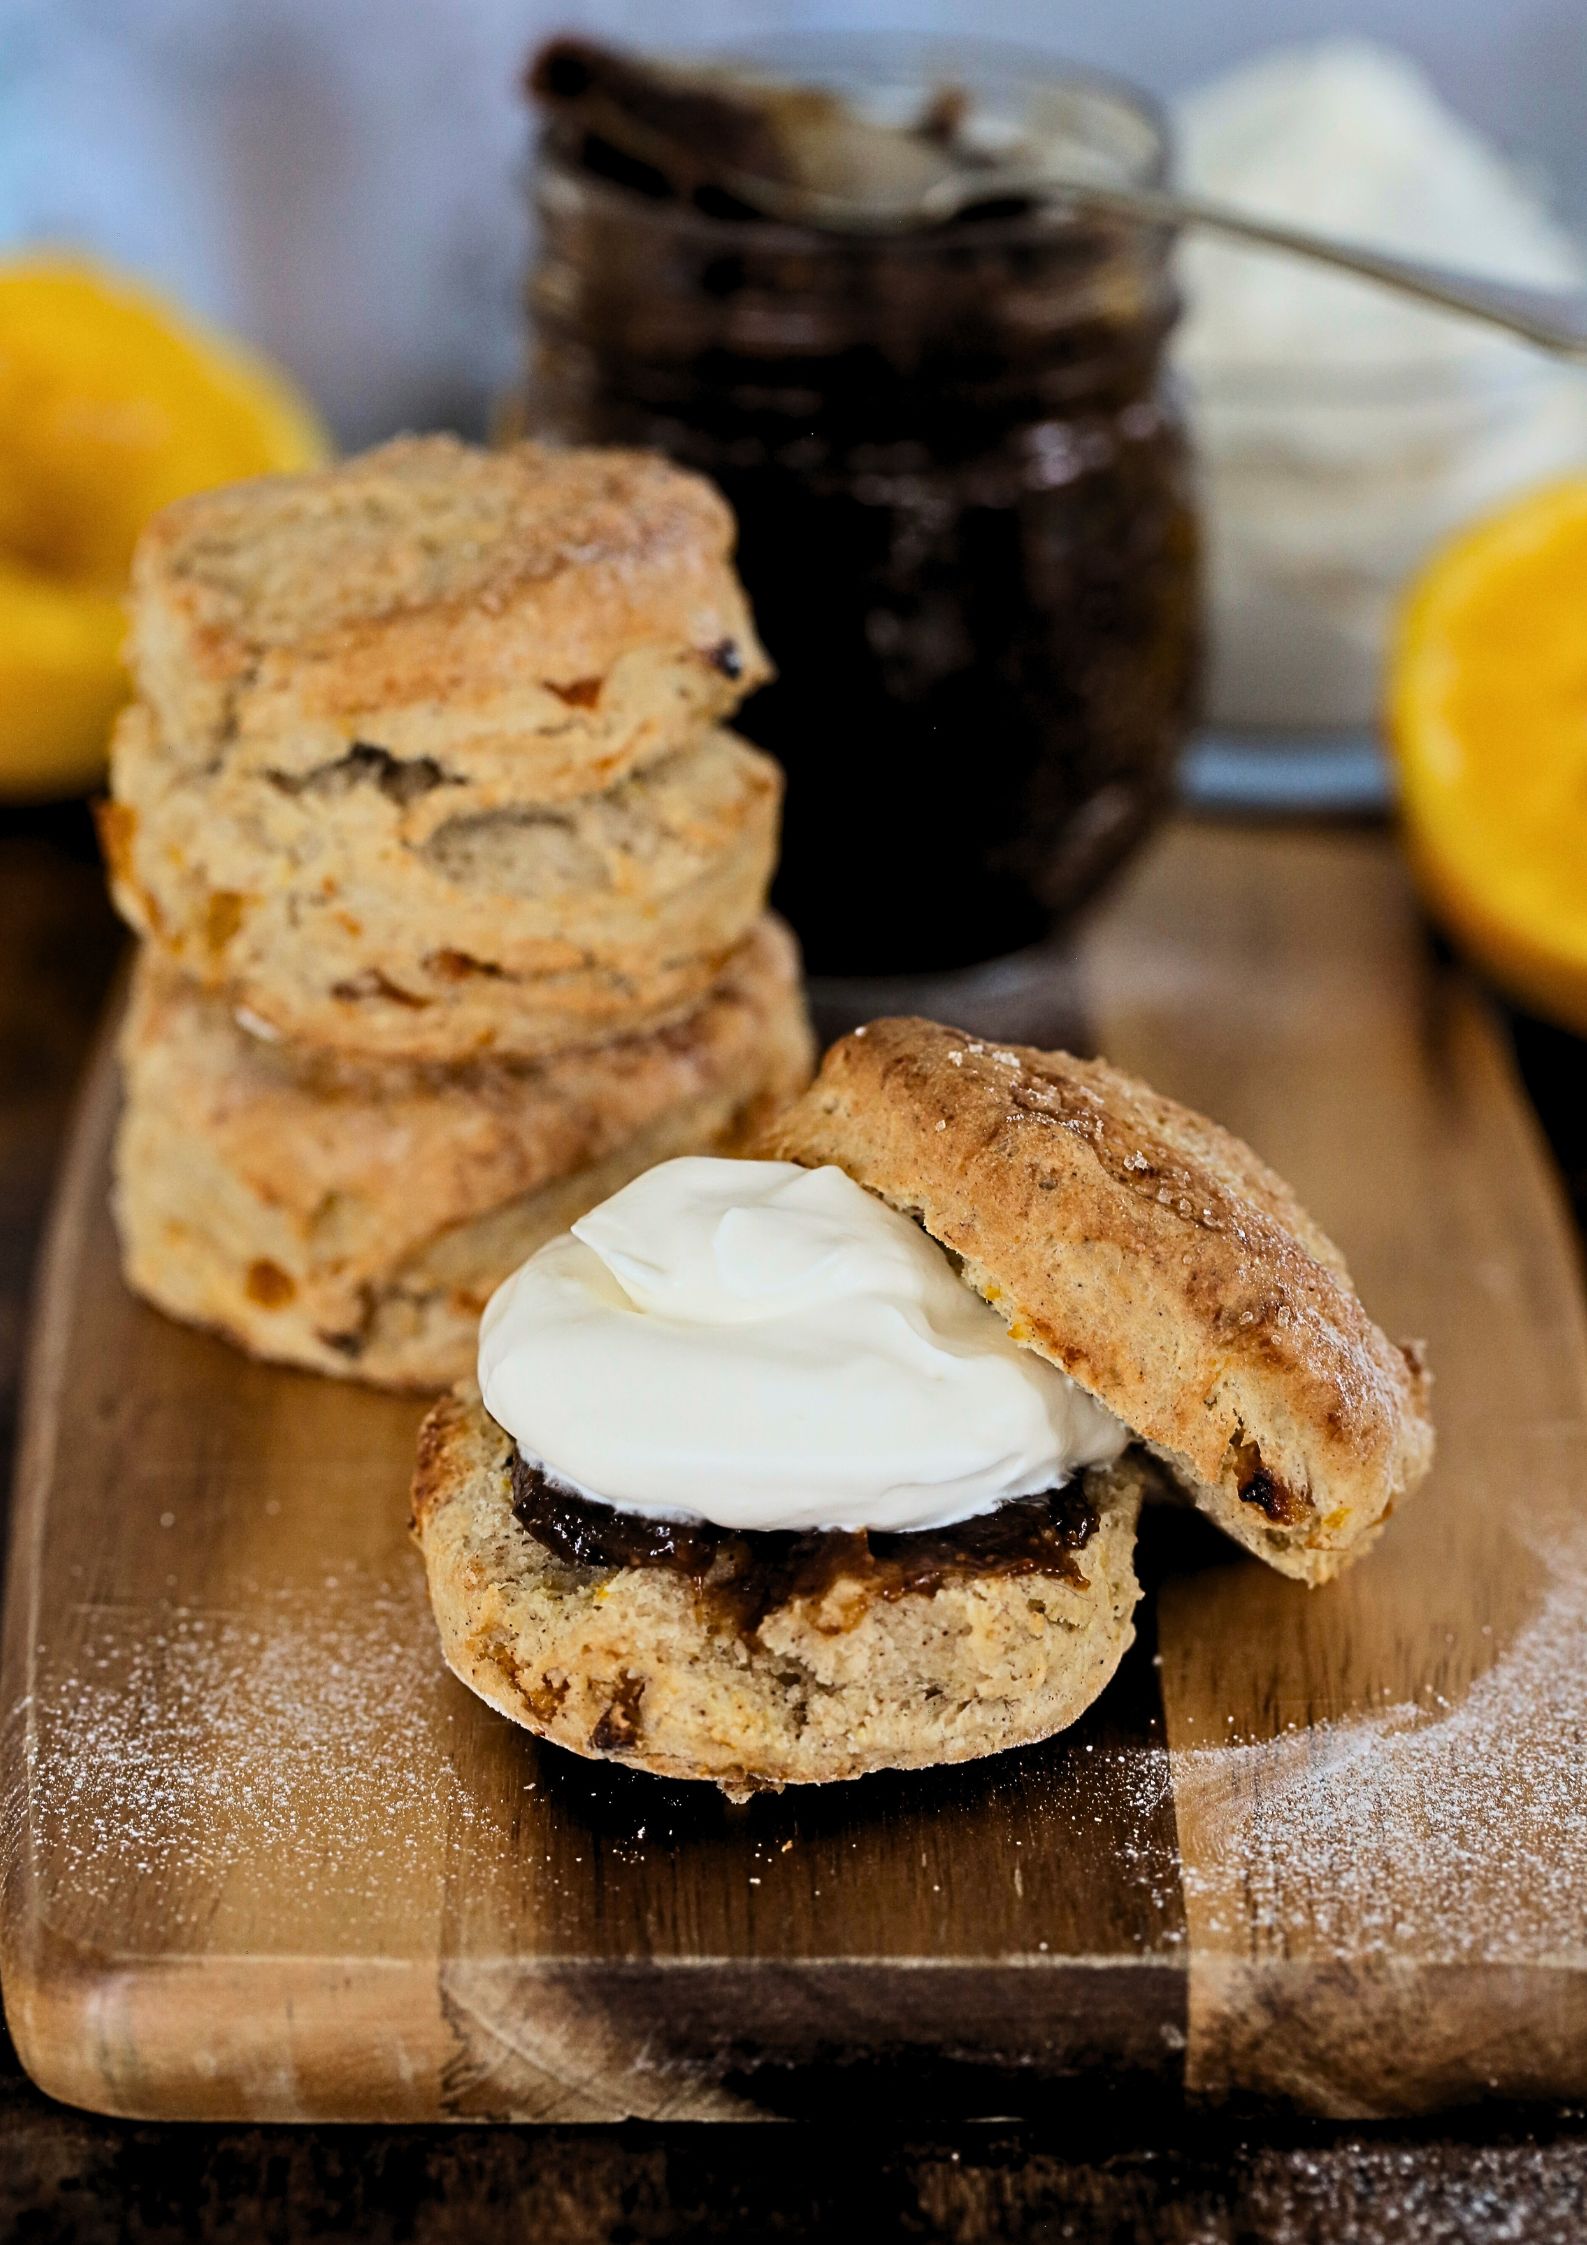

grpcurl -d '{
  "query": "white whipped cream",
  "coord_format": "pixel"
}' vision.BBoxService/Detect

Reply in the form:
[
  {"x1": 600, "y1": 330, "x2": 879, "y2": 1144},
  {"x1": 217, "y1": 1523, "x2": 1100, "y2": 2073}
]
[
  {"x1": 1173, "y1": 40, "x2": 1587, "y2": 727},
  {"x1": 478, "y1": 1157, "x2": 1127, "y2": 1535}
]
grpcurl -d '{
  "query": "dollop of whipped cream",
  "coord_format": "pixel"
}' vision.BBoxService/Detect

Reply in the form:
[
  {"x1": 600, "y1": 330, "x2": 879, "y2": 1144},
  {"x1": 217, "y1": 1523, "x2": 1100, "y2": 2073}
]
[{"x1": 479, "y1": 1157, "x2": 1127, "y2": 1536}]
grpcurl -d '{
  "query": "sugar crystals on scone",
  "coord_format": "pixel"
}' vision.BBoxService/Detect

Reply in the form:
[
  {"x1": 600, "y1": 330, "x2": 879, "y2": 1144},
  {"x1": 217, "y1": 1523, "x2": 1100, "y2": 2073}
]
[{"x1": 763, "y1": 1020, "x2": 1434, "y2": 1583}]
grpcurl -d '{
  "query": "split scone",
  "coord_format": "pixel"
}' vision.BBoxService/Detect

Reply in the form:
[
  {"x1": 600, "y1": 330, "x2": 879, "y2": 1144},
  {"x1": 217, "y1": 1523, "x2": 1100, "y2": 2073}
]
[
  {"x1": 115, "y1": 917, "x2": 812, "y2": 1391},
  {"x1": 412, "y1": 1016, "x2": 1435, "y2": 1797},
  {"x1": 412, "y1": 1087, "x2": 1157, "y2": 1794},
  {"x1": 761, "y1": 1019, "x2": 1435, "y2": 1583},
  {"x1": 102, "y1": 434, "x2": 776, "y2": 1062}
]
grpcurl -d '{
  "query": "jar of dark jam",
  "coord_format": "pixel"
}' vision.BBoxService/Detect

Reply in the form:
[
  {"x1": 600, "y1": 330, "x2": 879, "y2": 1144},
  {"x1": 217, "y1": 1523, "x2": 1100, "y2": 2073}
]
[{"x1": 525, "y1": 40, "x2": 1200, "y2": 974}]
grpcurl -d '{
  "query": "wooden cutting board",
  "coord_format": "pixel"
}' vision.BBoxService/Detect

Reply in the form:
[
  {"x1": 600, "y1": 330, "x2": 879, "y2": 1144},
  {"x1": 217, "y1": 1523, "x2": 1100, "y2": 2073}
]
[{"x1": 5, "y1": 821, "x2": 1586, "y2": 2123}]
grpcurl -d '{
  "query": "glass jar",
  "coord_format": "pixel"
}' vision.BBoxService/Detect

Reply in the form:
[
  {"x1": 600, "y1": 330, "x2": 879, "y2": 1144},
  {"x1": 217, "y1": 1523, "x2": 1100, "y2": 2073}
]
[{"x1": 525, "y1": 39, "x2": 1200, "y2": 974}]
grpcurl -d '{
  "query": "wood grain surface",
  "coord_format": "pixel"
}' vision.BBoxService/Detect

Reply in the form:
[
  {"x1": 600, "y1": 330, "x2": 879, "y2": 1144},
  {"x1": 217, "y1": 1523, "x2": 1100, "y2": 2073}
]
[
  {"x1": 1094, "y1": 835, "x2": 1587, "y2": 2115},
  {"x1": 4, "y1": 822, "x2": 1585, "y2": 2126}
]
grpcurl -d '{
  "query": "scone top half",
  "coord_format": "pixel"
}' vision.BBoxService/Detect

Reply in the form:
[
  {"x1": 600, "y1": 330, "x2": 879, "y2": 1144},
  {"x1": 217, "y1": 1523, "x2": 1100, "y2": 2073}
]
[
  {"x1": 126, "y1": 432, "x2": 771, "y2": 795},
  {"x1": 759, "y1": 1018, "x2": 1434, "y2": 1582}
]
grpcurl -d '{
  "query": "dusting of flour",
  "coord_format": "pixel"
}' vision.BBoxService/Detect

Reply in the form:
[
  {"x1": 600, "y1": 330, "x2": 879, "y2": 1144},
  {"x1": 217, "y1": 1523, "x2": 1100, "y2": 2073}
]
[
  {"x1": 1172, "y1": 1511, "x2": 1587, "y2": 1964},
  {"x1": 14, "y1": 1558, "x2": 517, "y2": 1936}
]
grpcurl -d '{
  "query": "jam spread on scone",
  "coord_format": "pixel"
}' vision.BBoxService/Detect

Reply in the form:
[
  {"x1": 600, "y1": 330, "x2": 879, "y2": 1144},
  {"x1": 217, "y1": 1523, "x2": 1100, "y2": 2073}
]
[{"x1": 511, "y1": 1453, "x2": 1096, "y2": 1635}]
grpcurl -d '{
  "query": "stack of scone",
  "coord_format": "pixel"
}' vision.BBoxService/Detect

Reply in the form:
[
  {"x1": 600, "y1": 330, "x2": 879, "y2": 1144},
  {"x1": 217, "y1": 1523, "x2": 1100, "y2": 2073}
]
[{"x1": 104, "y1": 435, "x2": 813, "y2": 1388}]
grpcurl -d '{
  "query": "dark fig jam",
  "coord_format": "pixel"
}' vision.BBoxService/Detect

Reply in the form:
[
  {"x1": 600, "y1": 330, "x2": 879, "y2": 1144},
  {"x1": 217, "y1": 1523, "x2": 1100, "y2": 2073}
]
[
  {"x1": 523, "y1": 41, "x2": 1199, "y2": 973},
  {"x1": 510, "y1": 1451, "x2": 1099, "y2": 1639}
]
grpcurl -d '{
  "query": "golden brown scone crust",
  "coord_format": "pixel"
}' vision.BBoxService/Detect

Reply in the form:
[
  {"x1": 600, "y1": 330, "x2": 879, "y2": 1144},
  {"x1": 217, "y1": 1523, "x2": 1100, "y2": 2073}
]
[
  {"x1": 412, "y1": 1385, "x2": 1145, "y2": 1795},
  {"x1": 114, "y1": 918, "x2": 813, "y2": 1391},
  {"x1": 104, "y1": 712, "x2": 781, "y2": 1063},
  {"x1": 125, "y1": 434, "x2": 770, "y2": 790},
  {"x1": 758, "y1": 1019, "x2": 1434, "y2": 1583}
]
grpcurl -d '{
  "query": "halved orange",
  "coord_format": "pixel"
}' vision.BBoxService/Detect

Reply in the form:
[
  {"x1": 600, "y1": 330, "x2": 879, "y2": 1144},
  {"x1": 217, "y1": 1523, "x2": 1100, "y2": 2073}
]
[
  {"x1": 0, "y1": 258, "x2": 329, "y2": 799},
  {"x1": 1390, "y1": 475, "x2": 1587, "y2": 1034}
]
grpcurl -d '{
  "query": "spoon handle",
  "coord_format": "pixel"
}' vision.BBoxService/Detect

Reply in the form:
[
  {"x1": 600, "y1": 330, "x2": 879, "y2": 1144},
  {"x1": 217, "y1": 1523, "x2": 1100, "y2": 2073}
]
[
  {"x1": 713, "y1": 149, "x2": 1587, "y2": 362},
  {"x1": 1053, "y1": 178, "x2": 1587, "y2": 362}
]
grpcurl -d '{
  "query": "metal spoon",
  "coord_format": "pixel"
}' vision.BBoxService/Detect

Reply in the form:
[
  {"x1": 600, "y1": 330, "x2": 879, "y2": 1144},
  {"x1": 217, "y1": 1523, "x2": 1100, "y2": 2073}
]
[{"x1": 737, "y1": 165, "x2": 1587, "y2": 363}]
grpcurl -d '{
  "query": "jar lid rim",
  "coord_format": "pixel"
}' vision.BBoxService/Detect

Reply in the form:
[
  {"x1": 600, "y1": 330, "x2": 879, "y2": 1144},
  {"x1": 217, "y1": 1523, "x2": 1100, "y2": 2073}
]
[{"x1": 531, "y1": 37, "x2": 1171, "y2": 252}]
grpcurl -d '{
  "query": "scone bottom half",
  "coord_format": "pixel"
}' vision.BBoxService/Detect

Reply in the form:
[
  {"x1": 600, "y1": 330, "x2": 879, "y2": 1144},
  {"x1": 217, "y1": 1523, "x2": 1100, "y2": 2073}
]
[
  {"x1": 759, "y1": 1018, "x2": 1435, "y2": 1586},
  {"x1": 411, "y1": 1385, "x2": 1147, "y2": 1798}
]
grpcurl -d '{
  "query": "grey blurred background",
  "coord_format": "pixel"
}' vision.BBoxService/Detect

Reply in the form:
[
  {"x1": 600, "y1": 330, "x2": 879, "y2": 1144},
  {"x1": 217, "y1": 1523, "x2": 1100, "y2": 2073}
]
[{"x1": 3, "y1": 0, "x2": 1583, "y2": 444}]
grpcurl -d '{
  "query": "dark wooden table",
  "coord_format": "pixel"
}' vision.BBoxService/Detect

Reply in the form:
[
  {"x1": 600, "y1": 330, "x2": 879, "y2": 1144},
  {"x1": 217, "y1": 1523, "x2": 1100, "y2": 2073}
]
[{"x1": 3, "y1": 804, "x2": 1585, "y2": 2244}]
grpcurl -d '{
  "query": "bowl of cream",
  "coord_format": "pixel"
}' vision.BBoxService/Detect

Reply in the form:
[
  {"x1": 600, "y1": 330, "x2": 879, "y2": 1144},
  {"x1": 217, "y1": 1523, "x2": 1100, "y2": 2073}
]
[{"x1": 1174, "y1": 39, "x2": 1587, "y2": 733}]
